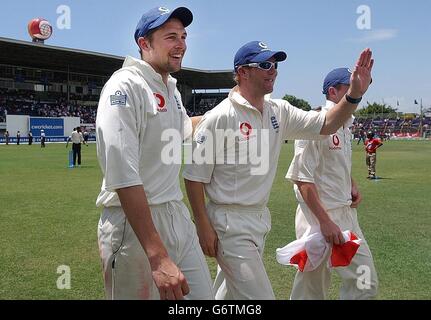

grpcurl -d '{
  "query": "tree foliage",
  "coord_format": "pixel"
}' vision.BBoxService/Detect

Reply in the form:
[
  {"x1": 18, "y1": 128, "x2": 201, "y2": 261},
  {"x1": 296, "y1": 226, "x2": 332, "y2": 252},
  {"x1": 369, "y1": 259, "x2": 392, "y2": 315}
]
[
  {"x1": 356, "y1": 102, "x2": 398, "y2": 116},
  {"x1": 282, "y1": 94, "x2": 311, "y2": 111}
]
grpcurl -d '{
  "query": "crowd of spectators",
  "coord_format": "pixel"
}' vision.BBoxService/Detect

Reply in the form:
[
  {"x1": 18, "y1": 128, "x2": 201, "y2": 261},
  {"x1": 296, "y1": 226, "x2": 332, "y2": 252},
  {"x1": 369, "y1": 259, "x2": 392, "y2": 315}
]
[
  {"x1": 0, "y1": 89, "x2": 97, "y2": 123},
  {"x1": 2, "y1": 89, "x2": 430, "y2": 135},
  {"x1": 352, "y1": 116, "x2": 431, "y2": 139}
]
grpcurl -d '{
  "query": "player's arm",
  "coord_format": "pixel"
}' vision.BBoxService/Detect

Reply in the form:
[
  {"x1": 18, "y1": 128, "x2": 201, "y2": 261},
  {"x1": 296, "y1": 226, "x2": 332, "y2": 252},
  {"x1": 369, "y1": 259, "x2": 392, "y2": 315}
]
[
  {"x1": 350, "y1": 177, "x2": 362, "y2": 208},
  {"x1": 116, "y1": 185, "x2": 189, "y2": 300},
  {"x1": 184, "y1": 179, "x2": 218, "y2": 258},
  {"x1": 321, "y1": 48, "x2": 374, "y2": 135},
  {"x1": 183, "y1": 112, "x2": 220, "y2": 257},
  {"x1": 295, "y1": 181, "x2": 345, "y2": 245},
  {"x1": 377, "y1": 140, "x2": 383, "y2": 148}
]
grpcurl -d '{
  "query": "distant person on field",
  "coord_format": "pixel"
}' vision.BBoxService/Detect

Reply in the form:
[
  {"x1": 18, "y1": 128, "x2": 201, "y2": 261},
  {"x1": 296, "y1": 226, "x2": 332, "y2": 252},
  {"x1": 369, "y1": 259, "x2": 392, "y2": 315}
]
[
  {"x1": 364, "y1": 131, "x2": 383, "y2": 179},
  {"x1": 16, "y1": 131, "x2": 20, "y2": 145},
  {"x1": 40, "y1": 129, "x2": 46, "y2": 148},
  {"x1": 71, "y1": 127, "x2": 85, "y2": 167},
  {"x1": 83, "y1": 130, "x2": 89, "y2": 146},
  {"x1": 28, "y1": 132, "x2": 33, "y2": 145},
  {"x1": 5, "y1": 130, "x2": 9, "y2": 145}
]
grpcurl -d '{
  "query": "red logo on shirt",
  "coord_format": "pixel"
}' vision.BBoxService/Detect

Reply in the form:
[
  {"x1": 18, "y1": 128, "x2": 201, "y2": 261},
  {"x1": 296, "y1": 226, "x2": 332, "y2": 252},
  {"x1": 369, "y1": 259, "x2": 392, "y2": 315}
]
[
  {"x1": 154, "y1": 93, "x2": 167, "y2": 112},
  {"x1": 332, "y1": 135, "x2": 340, "y2": 146},
  {"x1": 329, "y1": 134, "x2": 342, "y2": 150},
  {"x1": 240, "y1": 122, "x2": 252, "y2": 139}
]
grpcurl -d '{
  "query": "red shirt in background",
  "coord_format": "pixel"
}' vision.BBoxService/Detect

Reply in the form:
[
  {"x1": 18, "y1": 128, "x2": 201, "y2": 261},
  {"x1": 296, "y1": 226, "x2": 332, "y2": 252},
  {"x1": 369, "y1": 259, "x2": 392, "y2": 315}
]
[{"x1": 365, "y1": 138, "x2": 382, "y2": 153}]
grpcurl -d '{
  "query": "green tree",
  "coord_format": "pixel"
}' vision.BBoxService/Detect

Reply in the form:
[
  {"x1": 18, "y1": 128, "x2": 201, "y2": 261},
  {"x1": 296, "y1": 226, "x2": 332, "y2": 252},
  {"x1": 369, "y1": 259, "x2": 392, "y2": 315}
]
[
  {"x1": 356, "y1": 102, "x2": 397, "y2": 116},
  {"x1": 282, "y1": 94, "x2": 311, "y2": 111}
]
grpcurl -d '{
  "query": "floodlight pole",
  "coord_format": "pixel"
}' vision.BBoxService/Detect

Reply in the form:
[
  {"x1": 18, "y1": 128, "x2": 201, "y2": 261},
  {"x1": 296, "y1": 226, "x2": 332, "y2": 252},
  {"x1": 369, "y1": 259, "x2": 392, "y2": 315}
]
[{"x1": 420, "y1": 98, "x2": 423, "y2": 137}]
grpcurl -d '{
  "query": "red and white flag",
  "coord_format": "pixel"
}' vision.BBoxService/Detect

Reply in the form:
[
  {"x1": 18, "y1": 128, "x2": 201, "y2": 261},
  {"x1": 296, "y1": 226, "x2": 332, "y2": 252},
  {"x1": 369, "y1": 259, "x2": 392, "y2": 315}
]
[{"x1": 276, "y1": 230, "x2": 361, "y2": 272}]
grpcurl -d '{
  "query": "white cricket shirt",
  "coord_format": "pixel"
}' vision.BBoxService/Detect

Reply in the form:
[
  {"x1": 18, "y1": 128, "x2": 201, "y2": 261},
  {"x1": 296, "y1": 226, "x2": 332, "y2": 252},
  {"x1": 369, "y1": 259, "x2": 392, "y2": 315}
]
[
  {"x1": 183, "y1": 87, "x2": 325, "y2": 206},
  {"x1": 286, "y1": 100, "x2": 354, "y2": 209},
  {"x1": 71, "y1": 131, "x2": 83, "y2": 144},
  {"x1": 96, "y1": 56, "x2": 192, "y2": 207}
]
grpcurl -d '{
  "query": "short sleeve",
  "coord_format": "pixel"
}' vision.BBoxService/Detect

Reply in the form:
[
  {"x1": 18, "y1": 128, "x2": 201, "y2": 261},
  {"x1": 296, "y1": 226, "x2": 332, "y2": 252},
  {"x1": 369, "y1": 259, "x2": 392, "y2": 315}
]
[
  {"x1": 277, "y1": 100, "x2": 326, "y2": 141},
  {"x1": 285, "y1": 139, "x2": 320, "y2": 184},
  {"x1": 96, "y1": 71, "x2": 144, "y2": 191},
  {"x1": 182, "y1": 111, "x2": 224, "y2": 183}
]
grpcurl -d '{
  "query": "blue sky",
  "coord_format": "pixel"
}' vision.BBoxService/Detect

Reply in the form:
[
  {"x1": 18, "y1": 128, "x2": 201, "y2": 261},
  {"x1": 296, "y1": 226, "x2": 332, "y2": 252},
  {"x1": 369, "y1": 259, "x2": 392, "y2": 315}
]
[{"x1": 1, "y1": 0, "x2": 430, "y2": 113}]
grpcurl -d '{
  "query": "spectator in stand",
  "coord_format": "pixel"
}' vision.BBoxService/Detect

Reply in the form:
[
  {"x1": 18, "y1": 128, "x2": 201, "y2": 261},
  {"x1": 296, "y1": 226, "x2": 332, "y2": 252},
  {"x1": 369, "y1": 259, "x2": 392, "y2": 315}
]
[{"x1": 357, "y1": 125, "x2": 366, "y2": 145}]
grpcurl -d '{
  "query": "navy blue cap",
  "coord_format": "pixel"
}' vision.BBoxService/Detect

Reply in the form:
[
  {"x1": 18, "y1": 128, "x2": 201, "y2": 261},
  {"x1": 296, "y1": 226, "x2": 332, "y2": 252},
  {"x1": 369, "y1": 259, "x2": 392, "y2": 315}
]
[
  {"x1": 234, "y1": 41, "x2": 287, "y2": 70},
  {"x1": 134, "y1": 7, "x2": 193, "y2": 44},
  {"x1": 322, "y1": 68, "x2": 352, "y2": 94}
]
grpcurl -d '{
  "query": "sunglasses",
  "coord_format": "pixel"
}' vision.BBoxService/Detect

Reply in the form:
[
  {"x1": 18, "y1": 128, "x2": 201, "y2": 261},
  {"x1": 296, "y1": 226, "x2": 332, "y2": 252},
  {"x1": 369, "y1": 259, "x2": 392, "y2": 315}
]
[{"x1": 240, "y1": 61, "x2": 278, "y2": 71}]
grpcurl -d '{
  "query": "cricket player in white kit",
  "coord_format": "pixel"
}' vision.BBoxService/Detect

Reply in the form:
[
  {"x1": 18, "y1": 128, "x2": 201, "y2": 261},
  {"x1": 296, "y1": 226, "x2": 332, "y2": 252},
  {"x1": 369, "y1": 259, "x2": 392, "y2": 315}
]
[
  {"x1": 184, "y1": 41, "x2": 374, "y2": 299},
  {"x1": 96, "y1": 6, "x2": 213, "y2": 300},
  {"x1": 286, "y1": 68, "x2": 378, "y2": 299}
]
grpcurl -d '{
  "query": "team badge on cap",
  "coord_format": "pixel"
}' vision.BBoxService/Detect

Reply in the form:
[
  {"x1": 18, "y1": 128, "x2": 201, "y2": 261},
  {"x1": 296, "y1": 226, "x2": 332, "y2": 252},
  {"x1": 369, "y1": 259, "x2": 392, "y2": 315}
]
[
  {"x1": 158, "y1": 7, "x2": 169, "y2": 14},
  {"x1": 258, "y1": 42, "x2": 269, "y2": 51}
]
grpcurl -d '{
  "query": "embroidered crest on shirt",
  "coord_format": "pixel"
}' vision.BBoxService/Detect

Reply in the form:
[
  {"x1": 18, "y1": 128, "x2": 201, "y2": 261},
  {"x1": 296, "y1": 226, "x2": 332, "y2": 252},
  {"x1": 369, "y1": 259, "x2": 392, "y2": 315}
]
[
  {"x1": 270, "y1": 116, "x2": 280, "y2": 132},
  {"x1": 110, "y1": 91, "x2": 127, "y2": 106},
  {"x1": 154, "y1": 93, "x2": 167, "y2": 112},
  {"x1": 174, "y1": 95, "x2": 182, "y2": 110},
  {"x1": 196, "y1": 132, "x2": 207, "y2": 144}
]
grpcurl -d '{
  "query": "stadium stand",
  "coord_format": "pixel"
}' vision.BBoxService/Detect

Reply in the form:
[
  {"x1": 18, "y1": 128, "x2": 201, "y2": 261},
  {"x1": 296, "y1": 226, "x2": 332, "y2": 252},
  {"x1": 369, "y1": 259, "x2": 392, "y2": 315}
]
[
  {"x1": 0, "y1": 37, "x2": 235, "y2": 135},
  {"x1": 1, "y1": 37, "x2": 429, "y2": 139},
  {"x1": 352, "y1": 114, "x2": 431, "y2": 139}
]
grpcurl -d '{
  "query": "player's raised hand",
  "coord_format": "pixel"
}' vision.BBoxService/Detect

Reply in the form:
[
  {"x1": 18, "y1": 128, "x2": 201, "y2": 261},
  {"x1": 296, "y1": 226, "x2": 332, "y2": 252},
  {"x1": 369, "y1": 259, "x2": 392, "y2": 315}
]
[{"x1": 348, "y1": 48, "x2": 374, "y2": 98}]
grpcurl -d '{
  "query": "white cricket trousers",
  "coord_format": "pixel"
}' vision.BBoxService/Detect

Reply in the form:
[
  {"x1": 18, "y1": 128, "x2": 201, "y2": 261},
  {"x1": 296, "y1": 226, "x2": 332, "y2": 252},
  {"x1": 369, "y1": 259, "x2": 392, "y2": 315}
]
[
  {"x1": 97, "y1": 200, "x2": 214, "y2": 300},
  {"x1": 290, "y1": 204, "x2": 378, "y2": 300},
  {"x1": 207, "y1": 202, "x2": 275, "y2": 300}
]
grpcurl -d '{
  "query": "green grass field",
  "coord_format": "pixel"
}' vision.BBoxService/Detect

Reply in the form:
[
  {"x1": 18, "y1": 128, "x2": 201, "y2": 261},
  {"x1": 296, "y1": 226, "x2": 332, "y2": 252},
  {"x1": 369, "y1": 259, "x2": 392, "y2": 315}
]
[{"x1": 0, "y1": 140, "x2": 430, "y2": 299}]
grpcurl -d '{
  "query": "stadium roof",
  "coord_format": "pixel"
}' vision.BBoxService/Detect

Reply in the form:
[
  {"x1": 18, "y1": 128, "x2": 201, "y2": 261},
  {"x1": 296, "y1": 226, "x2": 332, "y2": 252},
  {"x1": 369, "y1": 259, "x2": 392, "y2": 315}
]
[{"x1": 0, "y1": 37, "x2": 235, "y2": 90}]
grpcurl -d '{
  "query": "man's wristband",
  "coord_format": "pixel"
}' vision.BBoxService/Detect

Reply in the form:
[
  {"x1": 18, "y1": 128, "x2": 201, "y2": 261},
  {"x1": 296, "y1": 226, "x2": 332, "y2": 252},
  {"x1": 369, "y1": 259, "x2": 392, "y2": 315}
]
[{"x1": 345, "y1": 94, "x2": 362, "y2": 104}]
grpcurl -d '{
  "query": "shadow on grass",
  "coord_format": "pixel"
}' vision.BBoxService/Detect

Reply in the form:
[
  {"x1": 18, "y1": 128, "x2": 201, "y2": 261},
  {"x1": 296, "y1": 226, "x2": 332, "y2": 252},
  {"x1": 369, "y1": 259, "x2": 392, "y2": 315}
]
[{"x1": 367, "y1": 176, "x2": 393, "y2": 180}]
